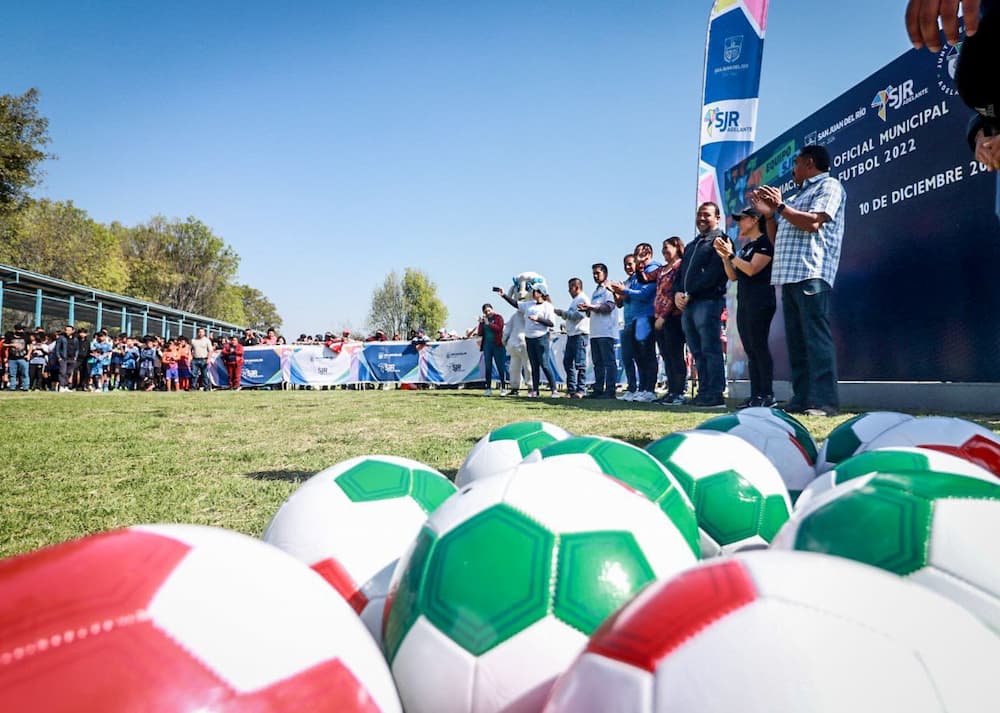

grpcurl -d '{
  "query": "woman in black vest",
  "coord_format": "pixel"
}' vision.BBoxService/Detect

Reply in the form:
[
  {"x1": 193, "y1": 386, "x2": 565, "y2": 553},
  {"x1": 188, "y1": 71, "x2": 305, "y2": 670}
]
[{"x1": 714, "y1": 206, "x2": 775, "y2": 408}]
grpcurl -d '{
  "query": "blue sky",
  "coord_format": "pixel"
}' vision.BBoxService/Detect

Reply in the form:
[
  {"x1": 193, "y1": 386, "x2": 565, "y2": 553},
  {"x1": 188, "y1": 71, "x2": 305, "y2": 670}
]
[{"x1": 4, "y1": 1, "x2": 913, "y2": 338}]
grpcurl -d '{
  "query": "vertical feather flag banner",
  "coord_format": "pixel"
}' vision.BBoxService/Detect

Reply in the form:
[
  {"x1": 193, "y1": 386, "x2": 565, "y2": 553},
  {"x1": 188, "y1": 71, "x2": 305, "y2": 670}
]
[{"x1": 698, "y1": 0, "x2": 770, "y2": 215}]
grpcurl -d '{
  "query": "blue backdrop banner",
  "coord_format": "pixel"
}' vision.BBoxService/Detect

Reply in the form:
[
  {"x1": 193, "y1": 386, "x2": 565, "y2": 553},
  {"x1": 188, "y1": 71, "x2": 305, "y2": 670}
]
[{"x1": 723, "y1": 29, "x2": 999, "y2": 382}]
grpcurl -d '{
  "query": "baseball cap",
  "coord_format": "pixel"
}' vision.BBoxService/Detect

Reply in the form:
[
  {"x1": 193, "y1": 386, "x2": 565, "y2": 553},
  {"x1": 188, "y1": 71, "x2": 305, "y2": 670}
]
[{"x1": 733, "y1": 205, "x2": 762, "y2": 219}]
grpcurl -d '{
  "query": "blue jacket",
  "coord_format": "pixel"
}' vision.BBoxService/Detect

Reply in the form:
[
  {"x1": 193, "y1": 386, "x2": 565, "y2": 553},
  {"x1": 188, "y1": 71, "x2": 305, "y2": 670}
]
[{"x1": 619, "y1": 262, "x2": 660, "y2": 322}]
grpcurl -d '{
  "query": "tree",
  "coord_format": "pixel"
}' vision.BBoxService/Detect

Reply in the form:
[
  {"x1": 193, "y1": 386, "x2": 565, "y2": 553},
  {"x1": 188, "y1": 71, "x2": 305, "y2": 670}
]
[
  {"x1": 0, "y1": 88, "x2": 53, "y2": 215},
  {"x1": 402, "y1": 268, "x2": 447, "y2": 335},
  {"x1": 121, "y1": 216, "x2": 240, "y2": 316},
  {"x1": 0, "y1": 199, "x2": 128, "y2": 292},
  {"x1": 368, "y1": 271, "x2": 407, "y2": 337},
  {"x1": 239, "y1": 284, "x2": 282, "y2": 330},
  {"x1": 368, "y1": 268, "x2": 447, "y2": 337}
]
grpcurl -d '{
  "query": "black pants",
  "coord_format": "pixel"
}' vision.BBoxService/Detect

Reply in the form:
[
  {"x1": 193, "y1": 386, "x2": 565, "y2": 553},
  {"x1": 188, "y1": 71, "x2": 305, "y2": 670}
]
[
  {"x1": 736, "y1": 291, "x2": 776, "y2": 399},
  {"x1": 654, "y1": 314, "x2": 687, "y2": 396},
  {"x1": 782, "y1": 279, "x2": 839, "y2": 409},
  {"x1": 59, "y1": 359, "x2": 77, "y2": 388},
  {"x1": 29, "y1": 364, "x2": 45, "y2": 390}
]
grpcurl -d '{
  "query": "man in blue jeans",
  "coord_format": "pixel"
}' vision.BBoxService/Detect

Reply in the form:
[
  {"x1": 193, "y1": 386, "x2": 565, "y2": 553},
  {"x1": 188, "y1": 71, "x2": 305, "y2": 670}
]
[
  {"x1": 555, "y1": 278, "x2": 590, "y2": 398},
  {"x1": 4, "y1": 324, "x2": 30, "y2": 391},
  {"x1": 674, "y1": 203, "x2": 732, "y2": 407},
  {"x1": 754, "y1": 145, "x2": 847, "y2": 417}
]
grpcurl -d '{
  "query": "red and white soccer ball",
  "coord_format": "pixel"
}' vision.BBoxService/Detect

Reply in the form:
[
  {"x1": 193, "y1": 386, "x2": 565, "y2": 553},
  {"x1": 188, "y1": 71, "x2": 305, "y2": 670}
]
[
  {"x1": 859, "y1": 416, "x2": 1000, "y2": 478},
  {"x1": 263, "y1": 455, "x2": 457, "y2": 641},
  {"x1": 0, "y1": 525, "x2": 402, "y2": 712},
  {"x1": 544, "y1": 551, "x2": 1000, "y2": 713}
]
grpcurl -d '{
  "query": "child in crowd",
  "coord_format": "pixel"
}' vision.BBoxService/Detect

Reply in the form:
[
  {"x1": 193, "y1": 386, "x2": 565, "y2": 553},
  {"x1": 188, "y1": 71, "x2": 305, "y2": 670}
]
[
  {"x1": 121, "y1": 337, "x2": 139, "y2": 390},
  {"x1": 138, "y1": 337, "x2": 159, "y2": 392},
  {"x1": 108, "y1": 336, "x2": 125, "y2": 391},
  {"x1": 89, "y1": 332, "x2": 113, "y2": 392},
  {"x1": 176, "y1": 336, "x2": 192, "y2": 391},
  {"x1": 162, "y1": 338, "x2": 180, "y2": 391},
  {"x1": 28, "y1": 334, "x2": 49, "y2": 390}
]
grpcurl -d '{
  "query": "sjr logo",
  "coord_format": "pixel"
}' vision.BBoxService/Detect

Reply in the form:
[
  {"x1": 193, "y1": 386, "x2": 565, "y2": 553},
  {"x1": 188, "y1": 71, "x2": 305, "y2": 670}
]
[
  {"x1": 705, "y1": 108, "x2": 741, "y2": 136},
  {"x1": 871, "y1": 80, "x2": 915, "y2": 121}
]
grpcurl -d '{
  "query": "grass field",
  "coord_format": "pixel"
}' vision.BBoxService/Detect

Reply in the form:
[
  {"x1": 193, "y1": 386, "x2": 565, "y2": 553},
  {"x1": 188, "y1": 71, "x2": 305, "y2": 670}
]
[{"x1": 1, "y1": 389, "x2": 997, "y2": 560}]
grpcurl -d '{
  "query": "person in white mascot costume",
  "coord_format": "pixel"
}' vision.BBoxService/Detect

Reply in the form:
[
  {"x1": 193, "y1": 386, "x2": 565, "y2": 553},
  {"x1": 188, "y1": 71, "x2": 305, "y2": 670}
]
[{"x1": 500, "y1": 271, "x2": 547, "y2": 396}]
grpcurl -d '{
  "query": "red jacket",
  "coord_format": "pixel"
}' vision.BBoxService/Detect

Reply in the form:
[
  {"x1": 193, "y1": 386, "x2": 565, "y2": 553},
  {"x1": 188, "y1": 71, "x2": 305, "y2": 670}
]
[
  {"x1": 477, "y1": 313, "x2": 505, "y2": 348},
  {"x1": 222, "y1": 342, "x2": 244, "y2": 364}
]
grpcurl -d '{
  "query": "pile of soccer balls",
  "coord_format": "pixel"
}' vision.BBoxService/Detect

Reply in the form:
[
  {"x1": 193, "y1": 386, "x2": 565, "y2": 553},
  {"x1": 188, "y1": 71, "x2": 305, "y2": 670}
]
[{"x1": 1, "y1": 414, "x2": 999, "y2": 712}]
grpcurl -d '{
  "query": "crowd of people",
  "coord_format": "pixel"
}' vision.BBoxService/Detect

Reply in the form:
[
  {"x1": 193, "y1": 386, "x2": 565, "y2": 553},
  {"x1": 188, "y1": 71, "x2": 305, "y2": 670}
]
[
  {"x1": 0, "y1": 325, "x2": 270, "y2": 393},
  {"x1": 474, "y1": 144, "x2": 847, "y2": 416}
]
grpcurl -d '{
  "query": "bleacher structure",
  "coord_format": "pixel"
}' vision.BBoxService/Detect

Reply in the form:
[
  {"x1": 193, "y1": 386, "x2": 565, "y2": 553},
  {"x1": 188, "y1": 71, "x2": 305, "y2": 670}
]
[{"x1": 0, "y1": 263, "x2": 244, "y2": 338}]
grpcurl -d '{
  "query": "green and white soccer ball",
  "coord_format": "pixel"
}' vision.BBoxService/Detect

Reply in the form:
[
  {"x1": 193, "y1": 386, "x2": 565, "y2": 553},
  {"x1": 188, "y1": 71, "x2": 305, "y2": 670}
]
[
  {"x1": 815, "y1": 411, "x2": 915, "y2": 474},
  {"x1": 263, "y1": 455, "x2": 457, "y2": 640},
  {"x1": 772, "y1": 470, "x2": 1000, "y2": 632},
  {"x1": 697, "y1": 412, "x2": 817, "y2": 500},
  {"x1": 521, "y1": 435, "x2": 700, "y2": 557},
  {"x1": 382, "y1": 460, "x2": 699, "y2": 713},
  {"x1": 456, "y1": 421, "x2": 572, "y2": 486},
  {"x1": 798, "y1": 446, "x2": 996, "y2": 511},
  {"x1": 646, "y1": 430, "x2": 791, "y2": 557}
]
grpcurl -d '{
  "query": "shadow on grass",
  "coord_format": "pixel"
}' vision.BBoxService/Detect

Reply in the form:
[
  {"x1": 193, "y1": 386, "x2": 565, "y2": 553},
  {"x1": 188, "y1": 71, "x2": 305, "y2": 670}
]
[{"x1": 246, "y1": 469, "x2": 314, "y2": 483}]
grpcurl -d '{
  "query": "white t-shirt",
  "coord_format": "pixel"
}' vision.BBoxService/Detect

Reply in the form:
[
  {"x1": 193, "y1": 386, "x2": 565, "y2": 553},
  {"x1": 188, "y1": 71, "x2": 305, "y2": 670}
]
[
  {"x1": 519, "y1": 300, "x2": 557, "y2": 339},
  {"x1": 588, "y1": 284, "x2": 619, "y2": 339}
]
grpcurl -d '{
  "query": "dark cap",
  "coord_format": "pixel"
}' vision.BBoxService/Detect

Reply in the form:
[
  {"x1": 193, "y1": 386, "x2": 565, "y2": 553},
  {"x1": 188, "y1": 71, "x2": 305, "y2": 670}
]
[{"x1": 734, "y1": 205, "x2": 762, "y2": 219}]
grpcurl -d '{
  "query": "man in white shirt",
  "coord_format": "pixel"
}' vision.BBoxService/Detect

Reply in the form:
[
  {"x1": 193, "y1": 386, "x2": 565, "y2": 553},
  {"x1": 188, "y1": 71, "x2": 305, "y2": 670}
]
[
  {"x1": 190, "y1": 328, "x2": 215, "y2": 391},
  {"x1": 577, "y1": 263, "x2": 619, "y2": 399},
  {"x1": 555, "y1": 277, "x2": 591, "y2": 399}
]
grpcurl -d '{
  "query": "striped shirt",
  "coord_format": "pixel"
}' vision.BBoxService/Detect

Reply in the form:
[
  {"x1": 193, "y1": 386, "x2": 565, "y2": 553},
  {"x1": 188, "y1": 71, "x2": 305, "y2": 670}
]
[{"x1": 771, "y1": 172, "x2": 847, "y2": 287}]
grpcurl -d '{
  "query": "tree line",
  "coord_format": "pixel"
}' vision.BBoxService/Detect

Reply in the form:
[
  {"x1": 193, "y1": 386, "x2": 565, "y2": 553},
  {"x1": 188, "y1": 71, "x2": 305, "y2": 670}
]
[
  {"x1": 367, "y1": 268, "x2": 448, "y2": 338},
  {"x1": 0, "y1": 88, "x2": 281, "y2": 329}
]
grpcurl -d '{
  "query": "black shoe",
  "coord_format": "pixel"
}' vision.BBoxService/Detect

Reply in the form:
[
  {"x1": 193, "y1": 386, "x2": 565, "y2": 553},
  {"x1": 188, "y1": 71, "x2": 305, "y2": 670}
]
[
  {"x1": 738, "y1": 396, "x2": 761, "y2": 409},
  {"x1": 654, "y1": 393, "x2": 686, "y2": 406},
  {"x1": 782, "y1": 401, "x2": 807, "y2": 414},
  {"x1": 758, "y1": 395, "x2": 777, "y2": 408},
  {"x1": 691, "y1": 394, "x2": 726, "y2": 408}
]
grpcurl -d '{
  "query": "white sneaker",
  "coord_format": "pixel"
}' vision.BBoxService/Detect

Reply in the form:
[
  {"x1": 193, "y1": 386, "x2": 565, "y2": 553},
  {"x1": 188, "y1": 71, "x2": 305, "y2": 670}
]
[
  {"x1": 617, "y1": 391, "x2": 635, "y2": 401},
  {"x1": 633, "y1": 391, "x2": 656, "y2": 403},
  {"x1": 484, "y1": 388, "x2": 492, "y2": 396},
  {"x1": 549, "y1": 390, "x2": 561, "y2": 398}
]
